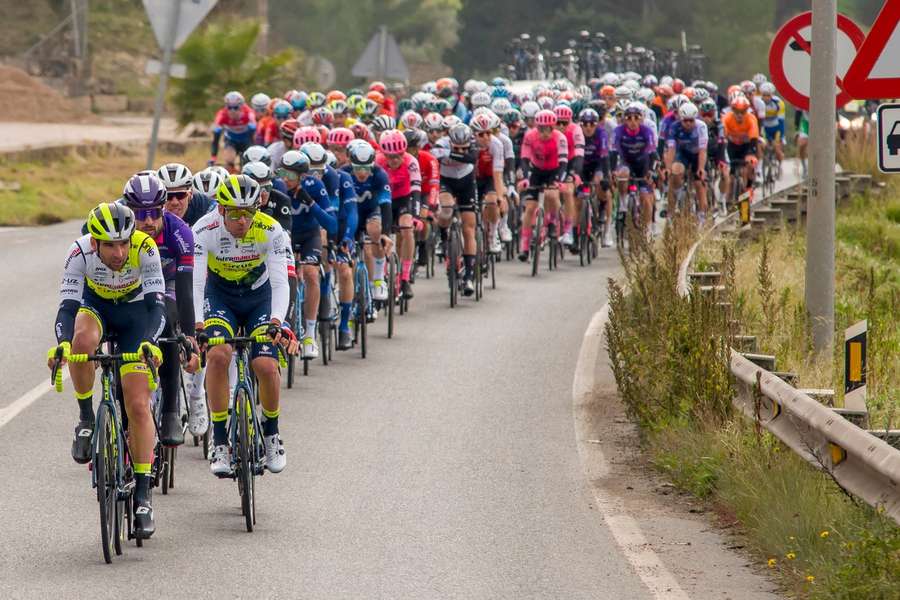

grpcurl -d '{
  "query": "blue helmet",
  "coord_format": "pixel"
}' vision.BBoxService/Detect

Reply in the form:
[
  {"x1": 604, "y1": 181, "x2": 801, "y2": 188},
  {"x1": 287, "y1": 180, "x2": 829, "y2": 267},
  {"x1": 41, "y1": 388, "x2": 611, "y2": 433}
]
[
  {"x1": 123, "y1": 173, "x2": 167, "y2": 208},
  {"x1": 491, "y1": 86, "x2": 510, "y2": 99}
]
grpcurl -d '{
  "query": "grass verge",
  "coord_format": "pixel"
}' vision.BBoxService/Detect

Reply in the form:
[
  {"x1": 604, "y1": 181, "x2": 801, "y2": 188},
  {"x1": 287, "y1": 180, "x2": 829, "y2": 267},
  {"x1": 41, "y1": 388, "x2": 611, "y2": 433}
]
[
  {"x1": 606, "y1": 199, "x2": 900, "y2": 598},
  {"x1": 0, "y1": 144, "x2": 208, "y2": 226}
]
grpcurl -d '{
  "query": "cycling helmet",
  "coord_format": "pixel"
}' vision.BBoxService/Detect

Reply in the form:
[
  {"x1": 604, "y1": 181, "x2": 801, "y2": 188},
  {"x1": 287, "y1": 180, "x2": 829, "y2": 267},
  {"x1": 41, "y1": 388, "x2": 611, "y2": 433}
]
[
  {"x1": 369, "y1": 81, "x2": 387, "y2": 94},
  {"x1": 491, "y1": 76, "x2": 507, "y2": 88},
  {"x1": 705, "y1": 81, "x2": 719, "y2": 94},
  {"x1": 578, "y1": 108, "x2": 600, "y2": 123},
  {"x1": 642, "y1": 74, "x2": 658, "y2": 88},
  {"x1": 224, "y1": 91, "x2": 244, "y2": 106},
  {"x1": 469, "y1": 91, "x2": 490, "y2": 109},
  {"x1": 463, "y1": 79, "x2": 480, "y2": 94},
  {"x1": 442, "y1": 115, "x2": 462, "y2": 130},
  {"x1": 281, "y1": 121, "x2": 302, "y2": 146},
  {"x1": 672, "y1": 78, "x2": 685, "y2": 93},
  {"x1": 657, "y1": 83, "x2": 674, "y2": 99},
  {"x1": 490, "y1": 86, "x2": 510, "y2": 100},
  {"x1": 740, "y1": 80, "x2": 756, "y2": 95},
  {"x1": 250, "y1": 93, "x2": 270, "y2": 113},
  {"x1": 312, "y1": 107, "x2": 334, "y2": 126},
  {"x1": 469, "y1": 112, "x2": 493, "y2": 133},
  {"x1": 503, "y1": 109, "x2": 522, "y2": 126},
  {"x1": 372, "y1": 114, "x2": 397, "y2": 134},
  {"x1": 554, "y1": 104, "x2": 574, "y2": 122},
  {"x1": 325, "y1": 151, "x2": 337, "y2": 168},
  {"x1": 751, "y1": 73, "x2": 768, "y2": 87},
  {"x1": 327, "y1": 127, "x2": 354, "y2": 148},
  {"x1": 430, "y1": 97, "x2": 452, "y2": 114},
  {"x1": 294, "y1": 126, "x2": 323, "y2": 147},
  {"x1": 356, "y1": 98, "x2": 380, "y2": 120},
  {"x1": 328, "y1": 99, "x2": 348, "y2": 115},
  {"x1": 490, "y1": 98, "x2": 512, "y2": 116},
  {"x1": 727, "y1": 84, "x2": 741, "y2": 96},
  {"x1": 192, "y1": 168, "x2": 223, "y2": 197},
  {"x1": 379, "y1": 129, "x2": 407, "y2": 154},
  {"x1": 636, "y1": 88, "x2": 655, "y2": 105},
  {"x1": 534, "y1": 109, "x2": 557, "y2": 127},
  {"x1": 366, "y1": 90, "x2": 385, "y2": 106},
  {"x1": 424, "y1": 112, "x2": 445, "y2": 131},
  {"x1": 660, "y1": 75, "x2": 674, "y2": 87},
  {"x1": 682, "y1": 87, "x2": 696, "y2": 100},
  {"x1": 87, "y1": 202, "x2": 136, "y2": 241},
  {"x1": 699, "y1": 98, "x2": 718, "y2": 116},
  {"x1": 599, "y1": 84, "x2": 616, "y2": 98},
  {"x1": 326, "y1": 90, "x2": 347, "y2": 104},
  {"x1": 536, "y1": 96, "x2": 554, "y2": 111},
  {"x1": 157, "y1": 163, "x2": 193, "y2": 189},
  {"x1": 216, "y1": 174, "x2": 260, "y2": 208},
  {"x1": 279, "y1": 150, "x2": 311, "y2": 174},
  {"x1": 242, "y1": 145, "x2": 271, "y2": 166},
  {"x1": 678, "y1": 103, "x2": 699, "y2": 120},
  {"x1": 287, "y1": 90, "x2": 307, "y2": 112},
  {"x1": 615, "y1": 100, "x2": 632, "y2": 116},
  {"x1": 241, "y1": 161, "x2": 273, "y2": 184},
  {"x1": 667, "y1": 94, "x2": 689, "y2": 111},
  {"x1": 692, "y1": 88, "x2": 710, "y2": 103},
  {"x1": 447, "y1": 123, "x2": 472, "y2": 146},
  {"x1": 399, "y1": 110, "x2": 423, "y2": 131},
  {"x1": 623, "y1": 79, "x2": 641, "y2": 93},
  {"x1": 307, "y1": 91, "x2": 326, "y2": 108},
  {"x1": 521, "y1": 101, "x2": 540, "y2": 119},
  {"x1": 212, "y1": 166, "x2": 230, "y2": 181},
  {"x1": 348, "y1": 140, "x2": 376, "y2": 167},
  {"x1": 123, "y1": 173, "x2": 167, "y2": 208},
  {"x1": 346, "y1": 93, "x2": 364, "y2": 111},
  {"x1": 272, "y1": 100, "x2": 292, "y2": 119},
  {"x1": 731, "y1": 96, "x2": 751, "y2": 112},
  {"x1": 299, "y1": 142, "x2": 328, "y2": 170},
  {"x1": 601, "y1": 72, "x2": 620, "y2": 87},
  {"x1": 759, "y1": 82, "x2": 776, "y2": 96}
]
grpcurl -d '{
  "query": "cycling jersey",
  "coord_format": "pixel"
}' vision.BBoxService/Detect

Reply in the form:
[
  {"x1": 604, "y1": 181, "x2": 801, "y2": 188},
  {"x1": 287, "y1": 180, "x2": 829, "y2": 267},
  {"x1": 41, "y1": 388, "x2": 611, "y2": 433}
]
[
  {"x1": 320, "y1": 165, "x2": 357, "y2": 212},
  {"x1": 520, "y1": 128, "x2": 568, "y2": 171},
  {"x1": 666, "y1": 119, "x2": 709, "y2": 155},
  {"x1": 181, "y1": 193, "x2": 217, "y2": 227},
  {"x1": 762, "y1": 96, "x2": 785, "y2": 129},
  {"x1": 416, "y1": 149, "x2": 440, "y2": 208},
  {"x1": 288, "y1": 176, "x2": 336, "y2": 237},
  {"x1": 212, "y1": 105, "x2": 257, "y2": 156},
  {"x1": 260, "y1": 188, "x2": 293, "y2": 233},
  {"x1": 191, "y1": 210, "x2": 289, "y2": 324},
  {"x1": 474, "y1": 135, "x2": 505, "y2": 180},
  {"x1": 155, "y1": 212, "x2": 194, "y2": 296},
  {"x1": 613, "y1": 124, "x2": 656, "y2": 165},
  {"x1": 375, "y1": 152, "x2": 422, "y2": 198},
  {"x1": 56, "y1": 231, "x2": 166, "y2": 345},
  {"x1": 268, "y1": 140, "x2": 288, "y2": 172},
  {"x1": 722, "y1": 111, "x2": 760, "y2": 145},
  {"x1": 562, "y1": 123, "x2": 585, "y2": 160},
  {"x1": 341, "y1": 165, "x2": 392, "y2": 230},
  {"x1": 583, "y1": 126, "x2": 610, "y2": 162},
  {"x1": 431, "y1": 136, "x2": 476, "y2": 179}
]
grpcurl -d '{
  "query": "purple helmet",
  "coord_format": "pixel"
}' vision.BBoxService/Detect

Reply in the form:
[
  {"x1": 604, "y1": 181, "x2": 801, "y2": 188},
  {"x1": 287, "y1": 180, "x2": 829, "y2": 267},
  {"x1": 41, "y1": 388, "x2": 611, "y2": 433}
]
[{"x1": 123, "y1": 173, "x2": 167, "y2": 208}]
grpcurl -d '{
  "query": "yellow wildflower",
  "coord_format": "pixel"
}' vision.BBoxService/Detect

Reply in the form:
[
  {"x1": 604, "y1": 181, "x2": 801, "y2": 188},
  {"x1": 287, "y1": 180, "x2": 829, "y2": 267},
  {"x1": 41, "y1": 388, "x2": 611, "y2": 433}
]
[
  {"x1": 767, "y1": 558, "x2": 777, "y2": 568},
  {"x1": 819, "y1": 530, "x2": 830, "y2": 538},
  {"x1": 806, "y1": 575, "x2": 815, "y2": 583},
  {"x1": 786, "y1": 552, "x2": 796, "y2": 560}
]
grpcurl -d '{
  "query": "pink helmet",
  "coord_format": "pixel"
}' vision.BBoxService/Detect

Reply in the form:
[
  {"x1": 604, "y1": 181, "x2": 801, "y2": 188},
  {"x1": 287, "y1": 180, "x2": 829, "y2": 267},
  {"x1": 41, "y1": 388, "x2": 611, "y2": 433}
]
[
  {"x1": 326, "y1": 127, "x2": 354, "y2": 148},
  {"x1": 534, "y1": 109, "x2": 557, "y2": 127},
  {"x1": 379, "y1": 129, "x2": 407, "y2": 154},
  {"x1": 293, "y1": 126, "x2": 322, "y2": 147},
  {"x1": 553, "y1": 104, "x2": 573, "y2": 122},
  {"x1": 469, "y1": 112, "x2": 494, "y2": 133}
]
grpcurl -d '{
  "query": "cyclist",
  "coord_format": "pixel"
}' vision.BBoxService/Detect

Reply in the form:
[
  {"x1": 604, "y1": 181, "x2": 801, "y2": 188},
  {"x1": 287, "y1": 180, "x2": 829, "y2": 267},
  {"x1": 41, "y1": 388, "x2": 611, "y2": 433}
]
[
  {"x1": 699, "y1": 98, "x2": 729, "y2": 211},
  {"x1": 404, "y1": 129, "x2": 440, "y2": 274},
  {"x1": 579, "y1": 107, "x2": 613, "y2": 247},
  {"x1": 612, "y1": 103, "x2": 656, "y2": 232},
  {"x1": 211, "y1": 91, "x2": 257, "y2": 172},
  {"x1": 554, "y1": 104, "x2": 585, "y2": 250},
  {"x1": 431, "y1": 122, "x2": 480, "y2": 296},
  {"x1": 192, "y1": 175, "x2": 293, "y2": 477},
  {"x1": 267, "y1": 118, "x2": 300, "y2": 176},
  {"x1": 251, "y1": 93, "x2": 272, "y2": 146},
  {"x1": 759, "y1": 82, "x2": 785, "y2": 163},
  {"x1": 280, "y1": 151, "x2": 336, "y2": 359},
  {"x1": 518, "y1": 109, "x2": 568, "y2": 262},
  {"x1": 795, "y1": 109, "x2": 809, "y2": 178},
  {"x1": 375, "y1": 130, "x2": 422, "y2": 299},
  {"x1": 722, "y1": 95, "x2": 760, "y2": 199},
  {"x1": 49, "y1": 202, "x2": 165, "y2": 538},
  {"x1": 158, "y1": 163, "x2": 216, "y2": 227},
  {"x1": 665, "y1": 102, "x2": 709, "y2": 221}
]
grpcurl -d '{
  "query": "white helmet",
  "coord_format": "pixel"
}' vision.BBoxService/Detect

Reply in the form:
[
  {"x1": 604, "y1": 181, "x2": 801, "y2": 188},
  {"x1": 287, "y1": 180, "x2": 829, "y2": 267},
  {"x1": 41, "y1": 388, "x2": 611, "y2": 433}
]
[
  {"x1": 521, "y1": 101, "x2": 540, "y2": 119},
  {"x1": 759, "y1": 82, "x2": 776, "y2": 96},
  {"x1": 250, "y1": 93, "x2": 271, "y2": 112},
  {"x1": 157, "y1": 163, "x2": 193, "y2": 189},
  {"x1": 678, "y1": 102, "x2": 699, "y2": 120},
  {"x1": 614, "y1": 85, "x2": 633, "y2": 100},
  {"x1": 211, "y1": 166, "x2": 230, "y2": 181},
  {"x1": 299, "y1": 142, "x2": 328, "y2": 170},
  {"x1": 192, "y1": 167, "x2": 224, "y2": 197},
  {"x1": 471, "y1": 91, "x2": 491, "y2": 108},
  {"x1": 442, "y1": 115, "x2": 462, "y2": 130}
]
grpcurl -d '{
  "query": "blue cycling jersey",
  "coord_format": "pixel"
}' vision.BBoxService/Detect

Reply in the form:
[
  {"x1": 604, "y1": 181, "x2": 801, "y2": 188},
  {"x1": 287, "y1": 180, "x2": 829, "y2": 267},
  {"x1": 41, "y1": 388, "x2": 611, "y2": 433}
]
[
  {"x1": 341, "y1": 165, "x2": 392, "y2": 213},
  {"x1": 289, "y1": 176, "x2": 336, "y2": 237},
  {"x1": 666, "y1": 119, "x2": 709, "y2": 155}
]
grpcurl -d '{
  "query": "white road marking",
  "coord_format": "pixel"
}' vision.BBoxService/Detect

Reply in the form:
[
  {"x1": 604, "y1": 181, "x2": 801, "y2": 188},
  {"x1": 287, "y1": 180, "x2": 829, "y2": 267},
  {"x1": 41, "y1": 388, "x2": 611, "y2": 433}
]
[
  {"x1": 573, "y1": 303, "x2": 691, "y2": 600},
  {"x1": 0, "y1": 375, "x2": 68, "y2": 429}
]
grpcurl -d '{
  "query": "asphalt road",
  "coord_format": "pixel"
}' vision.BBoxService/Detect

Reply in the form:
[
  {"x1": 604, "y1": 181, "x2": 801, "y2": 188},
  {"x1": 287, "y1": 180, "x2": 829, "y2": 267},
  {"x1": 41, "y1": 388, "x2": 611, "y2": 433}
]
[{"x1": 0, "y1": 186, "x2": 798, "y2": 598}]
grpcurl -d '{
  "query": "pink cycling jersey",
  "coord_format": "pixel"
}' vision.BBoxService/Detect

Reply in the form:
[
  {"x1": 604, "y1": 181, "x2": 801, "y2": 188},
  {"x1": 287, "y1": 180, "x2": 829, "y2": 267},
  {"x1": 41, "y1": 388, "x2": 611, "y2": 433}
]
[
  {"x1": 375, "y1": 152, "x2": 422, "y2": 199},
  {"x1": 563, "y1": 123, "x2": 585, "y2": 159},
  {"x1": 521, "y1": 128, "x2": 568, "y2": 171}
]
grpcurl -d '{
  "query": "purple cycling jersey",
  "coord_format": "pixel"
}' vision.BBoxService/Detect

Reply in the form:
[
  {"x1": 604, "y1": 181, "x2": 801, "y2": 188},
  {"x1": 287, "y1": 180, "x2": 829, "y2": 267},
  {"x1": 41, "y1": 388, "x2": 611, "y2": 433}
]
[
  {"x1": 583, "y1": 126, "x2": 609, "y2": 163},
  {"x1": 613, "y1": 124, "x2": 656, "y2": 164},
  {"x1": 154, "y1": 211, "x2": 194, "y2": 298}
]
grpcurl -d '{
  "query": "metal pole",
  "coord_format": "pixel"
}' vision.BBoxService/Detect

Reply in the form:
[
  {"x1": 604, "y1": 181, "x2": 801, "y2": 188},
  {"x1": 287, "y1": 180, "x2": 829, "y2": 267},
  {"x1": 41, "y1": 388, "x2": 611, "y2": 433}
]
[
  {"x1": 806, "y1": 0, "x2": 836, "y2": 359},
  {"x1": 257, "y1": 0, "x2": 268, "y2": 55},
  {"x1": 146, "y1": 0, "x2": 181, "y2": 170},
  {"x1": 378, "y1": 25, "x2": 387, "y2": 81}
]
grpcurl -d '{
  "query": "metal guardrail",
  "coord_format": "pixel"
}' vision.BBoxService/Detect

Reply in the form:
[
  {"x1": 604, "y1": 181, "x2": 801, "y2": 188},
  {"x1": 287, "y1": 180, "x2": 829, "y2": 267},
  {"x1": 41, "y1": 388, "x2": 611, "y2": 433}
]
[{"x1": 676, "y1": 176, "x2": 900, "y2": 525}]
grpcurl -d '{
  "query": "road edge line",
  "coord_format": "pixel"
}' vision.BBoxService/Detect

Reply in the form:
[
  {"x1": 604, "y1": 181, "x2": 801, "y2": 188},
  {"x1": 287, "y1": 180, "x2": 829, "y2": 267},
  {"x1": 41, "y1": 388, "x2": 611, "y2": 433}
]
[
  {"x1": 572, "y1": 303, "x2": 691, "y2": 600},
  {"x1": 0, "y1": 375, "x2": 68, "y2": 429}
]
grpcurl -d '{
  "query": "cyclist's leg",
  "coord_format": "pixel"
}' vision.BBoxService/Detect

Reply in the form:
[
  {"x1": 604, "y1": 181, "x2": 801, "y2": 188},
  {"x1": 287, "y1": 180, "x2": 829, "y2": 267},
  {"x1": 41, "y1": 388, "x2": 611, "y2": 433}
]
[
  {"x1": 203, "y1": 289, "x2": 238, "y2": 449},
  {"x1": 692, "y1": 156, "x2": 707, "y2": 217},
  {"x1": 68, "y1": 305, "x2": 103, "y2": 463},
  {"x1": 561, "y1": 180, "x2": 576, "y2": 243},
  {"x1": 669, "y1": 160, "x2": 685, "y2": 207},
  {"x1": 158, "y1": 299, "x2": 184, "y2": 446},
  {"x1": 457, "y1": 175, "x2": 478, "y2": 288},
  {"x1": 519, "y1": 187, "x2": 538, "y2": 258},
  {"x1": 482, "y1": 189, "x2": 500, "y2": 251},
  {"x1": 396, "y1": 198, "x2": 416, "y2": 292},
  {"x1": 295, "y1": 229, "x2": 322, "y2": 346}
]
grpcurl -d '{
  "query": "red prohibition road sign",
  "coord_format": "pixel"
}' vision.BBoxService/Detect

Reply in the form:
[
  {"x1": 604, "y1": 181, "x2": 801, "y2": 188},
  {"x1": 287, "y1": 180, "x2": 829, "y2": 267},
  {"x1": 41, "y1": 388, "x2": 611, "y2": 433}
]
[{"x1": 768, "y1": 11, "x2": 865, "y2": 111}]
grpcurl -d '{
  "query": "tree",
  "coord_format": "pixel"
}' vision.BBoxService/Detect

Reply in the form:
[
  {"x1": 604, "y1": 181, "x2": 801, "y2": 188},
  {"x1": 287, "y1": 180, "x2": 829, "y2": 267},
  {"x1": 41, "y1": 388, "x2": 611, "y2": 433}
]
[{"x1": 170, "y1": 20, "x2": 302, "y2": 126}]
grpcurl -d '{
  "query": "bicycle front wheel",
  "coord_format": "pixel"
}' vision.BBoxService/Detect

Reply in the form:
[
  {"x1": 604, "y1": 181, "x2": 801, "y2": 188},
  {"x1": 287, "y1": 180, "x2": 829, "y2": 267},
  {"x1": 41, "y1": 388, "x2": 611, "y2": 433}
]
[
  {"x1": 235, "y1": 388, "x2": 255, "y2": 532},
  {"x1": 94, "y1": 403, "x2": 117, "y2": 563}
]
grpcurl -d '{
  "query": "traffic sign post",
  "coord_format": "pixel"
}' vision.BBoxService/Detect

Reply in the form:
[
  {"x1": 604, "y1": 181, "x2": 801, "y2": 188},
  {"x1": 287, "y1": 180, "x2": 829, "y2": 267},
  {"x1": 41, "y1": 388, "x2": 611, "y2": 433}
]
[
  {"x1": 351, "y1": 26, "x2": 409, "y2": 82},
  {"x1": 768, "y1": 11, "x2": 864, "y2": 111},
  {"x1": 876, "y1": 103, "x2": 900, "y2": 172},
  {"x1": 843, "y1": 0, "x2": 900, "y2": 99}
]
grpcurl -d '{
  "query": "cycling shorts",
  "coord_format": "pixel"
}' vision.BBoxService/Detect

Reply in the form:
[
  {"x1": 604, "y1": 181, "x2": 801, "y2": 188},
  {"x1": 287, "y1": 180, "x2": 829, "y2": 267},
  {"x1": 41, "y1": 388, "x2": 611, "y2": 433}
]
[
  {"x1": 391, "y1": 194, "x2": 416, "y2": 221},
  {"x1": 203, "y1": 280, "x2": 277, "y2": 360},
  {"x1": 78, "y1": 290, "x2": 148, "y2": 366},
  {"x1": 616, "y1": 157, "x2": 652, "y2": 193},
  {"x1": 674, "y1": 150, "x2": 701, "y2": 178},
  {"x1": 292, "y1": 228, "x2": 322, "y2": 265},
  {"x1": 523, "y1": 168, "x2": 559, "y2": 200},
  {"x1": 727, "y1": 142, "x2": 754, "y2": 164},
  {"x1": 764, "y1": 123, "x2": 784, "y2": 143},
  {"x1": 224, "y1": 136, "x2": 252, "y2": 155},
  {"x1": 440, "y1": 173, "x2": 476, "y2": 213}
]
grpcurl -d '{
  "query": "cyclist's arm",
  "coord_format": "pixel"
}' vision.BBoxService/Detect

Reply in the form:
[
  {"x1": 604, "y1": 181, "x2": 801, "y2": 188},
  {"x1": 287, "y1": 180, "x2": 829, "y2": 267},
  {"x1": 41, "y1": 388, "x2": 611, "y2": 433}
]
[
  {"x1": 55, "y1": 241, "x2": 86, "y2": 343},
  {"x1": 191, "y1": 227, "x2": 209, "y2": 330},
  {"x1": 139, "y1": 240, "x2": 166, "y2": 343},
  {"x1": 172, "y1": 221, "x2": 196, "y2": 334},
  {"x1": 555, "y1": 133, "x2": 569, "y2": 181},
  {"x1": 266, "y1": 226, "x2": 289, "y2": 325},
  {"x1": 307, "y1": 181, "x2": 337, "y2": 236},
  {"x1": 377, "y1": 173, "x2": 393, "y2": 232}
]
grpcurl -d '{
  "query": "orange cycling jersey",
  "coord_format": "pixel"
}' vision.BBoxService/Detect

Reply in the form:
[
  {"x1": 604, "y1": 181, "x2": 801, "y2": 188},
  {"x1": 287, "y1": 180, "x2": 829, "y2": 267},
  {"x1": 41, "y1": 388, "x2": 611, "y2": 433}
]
[{"x1": 722, "y1": 111, "x2": 760, "y2": 145}]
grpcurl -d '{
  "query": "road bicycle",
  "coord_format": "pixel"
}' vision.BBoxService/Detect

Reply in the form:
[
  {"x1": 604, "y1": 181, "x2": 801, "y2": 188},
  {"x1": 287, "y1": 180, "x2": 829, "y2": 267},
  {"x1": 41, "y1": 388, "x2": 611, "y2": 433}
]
[
  {"x1": 50, "y1": 341, "x2": 159, "y2": 563},
  {"x1": 444, "y1": 205, "x2": 464, "y2": 308},
  {"x1": 615, "y1": 178, "x2": 643, "y2": 249},
  {"x1": 153, "y1": 334, "x2": 195, "y2": 495},
  {"x1": 349, "y1": 236, "x2": 373, "y2": 358}
]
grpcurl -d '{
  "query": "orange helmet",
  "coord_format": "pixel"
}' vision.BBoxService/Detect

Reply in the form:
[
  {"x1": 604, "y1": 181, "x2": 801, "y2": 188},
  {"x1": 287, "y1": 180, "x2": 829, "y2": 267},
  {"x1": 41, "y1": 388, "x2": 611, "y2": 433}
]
[
  {"x1": 682, "y1": 87, "x2": 695, "y2": 100},
  {"x1": 366, "y1": 90, "x2": 385, "y2": 105},
  {"x1": 326, "y1": 90, "x2": 346, "y2": 104},
  {"x1": 368, "y1": 81, "x2": 387, "y2": 94},
  {"x1": 436, "y1": 77, "x2": 454, "y2": 93},
  {"x1": 731, "y1": 96, "x2": 750, "y2": 112},
  {"x1": 727, "y1": 84, "x2": 741, "y2": 97},
  {"x1": 600, "y1": 85, "x2": 616, "y2": 97}
]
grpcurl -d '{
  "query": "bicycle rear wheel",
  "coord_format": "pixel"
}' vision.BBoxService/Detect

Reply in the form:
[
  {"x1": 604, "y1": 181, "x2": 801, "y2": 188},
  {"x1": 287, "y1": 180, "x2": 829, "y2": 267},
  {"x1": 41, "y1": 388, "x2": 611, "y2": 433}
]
[
  {"x1": 448, "y1": 225, "x2": 460, "y2": 308},
  {"x1": 161, "y1": 446, "x2": 175, "y2": 495},
  {"x1": 235, "y1": 388, "x2": 255, "y2": 532},
  {"x1": 387, "y1": 254, "x2": 396, "y2": 338},
  {"x1": 531, "y1": 209, "x2": 542, "y2": 277},
  {"x1": 474, "y1": 224, "x2": 484, "y2": 301},
  {"x1": 95, "y1": 403, "x2": 116, "y2": 563}
]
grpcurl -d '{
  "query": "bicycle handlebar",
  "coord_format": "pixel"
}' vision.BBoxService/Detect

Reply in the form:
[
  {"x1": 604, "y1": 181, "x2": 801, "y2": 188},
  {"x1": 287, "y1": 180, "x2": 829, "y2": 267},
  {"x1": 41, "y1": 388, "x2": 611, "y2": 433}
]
[{"x1": 61, "y1": 347, "x2": 159, "y2": 392}]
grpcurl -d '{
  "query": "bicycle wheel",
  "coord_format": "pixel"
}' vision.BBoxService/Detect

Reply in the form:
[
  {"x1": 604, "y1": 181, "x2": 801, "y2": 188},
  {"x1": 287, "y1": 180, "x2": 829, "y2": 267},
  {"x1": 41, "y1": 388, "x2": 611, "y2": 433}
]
[
  {"x1": 387, "y1": 254, "x2": 396, "y2": 338},
  {"x1": 490, "y1": 252, "x2": 496, "y2": 289},
  {"x1": 320, "y1": 321, "x2": 330, "y2": 365},
  {"x1": 448, "y1": 225, "x2": 459, "y2": 308},
  {"x1": 94, "y1": 403, "x2": 116, "y2": 564},
  {"x1": 161, "y1": 446, "x2": 174, "y2": 495},
  {"x1": 531, "y1": 209, "x2": 542, "y2": 277},
  {"x1": 235, "y1": 388, "x2": 255, "y2": 532},
  {"x1": 474, "y1": 224, "x2": 483, "y2": 301},
  {"x1": 354, "y1": 269, "x2": 368, "y2": 359}
]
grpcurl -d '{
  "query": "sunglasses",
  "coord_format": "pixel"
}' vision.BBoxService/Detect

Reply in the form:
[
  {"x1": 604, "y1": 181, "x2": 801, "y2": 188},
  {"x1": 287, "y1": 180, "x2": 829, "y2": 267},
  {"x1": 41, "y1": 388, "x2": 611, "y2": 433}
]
[
  {"x1": 733, "y1": 109, "x2": 747, "y2": 115},
  {"x1": 277, "y1": 169, "x2": 300, "y2": 180},
  {"x1": 259, "y1": 182, "x2": 273, "y2": 192},
  {"x1": 226, "y1": 105, "x2": 242, "y2": 111},
  {"x1": 538, "y1": 126, "x2": 552, "y2": 133},
  {"x1": 625, "y1": 114, "x2": 641, "y2": 121},
  {"x1": 224, "y1": 207, "x2": 257, "y2": 221},
  {"x1": 582, "y1": 122, "x2": 598, "y2": 127},
  {"x1": 133, "y1": 207, "x2": 163, "y2": 221},
  {"x1": 167, "y1": 190, "x2": 190, "y2": 200},
  {"x1": 385, "y1": 153, "x2": 404, "y2": 160},
  {"x1": 353, "y1": 166, "x2": 373, "y2": 174},
  {"x1": 557, "y1": 121, "x2": 570, "y2": 126}
]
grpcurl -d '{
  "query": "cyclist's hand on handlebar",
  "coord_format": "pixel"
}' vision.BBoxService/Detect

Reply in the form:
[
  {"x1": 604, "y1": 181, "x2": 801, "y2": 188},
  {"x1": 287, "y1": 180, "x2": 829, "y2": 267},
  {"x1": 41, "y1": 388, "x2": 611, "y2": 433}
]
[
  {"x1": 139, "y1": 341, "x2": 163, "y2": 368},
  {"x1": 380, "y1": 234, "x2": 394, "y2": 253},
  {"x1": 46, "y1": 341, "x2": 71, "y2": 370},
  {"x1": 185, "y1": 336, "x2": 201, "y2": 374},
  {"x1": 194, "y1": 325, "x2": 209, "y2": 352}
]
